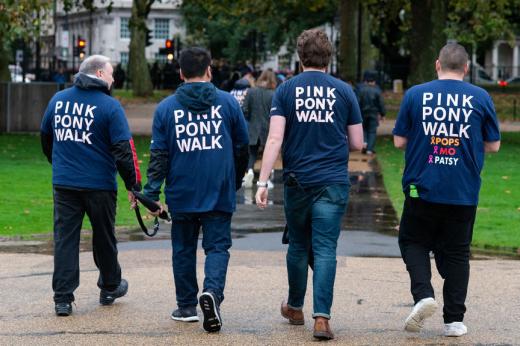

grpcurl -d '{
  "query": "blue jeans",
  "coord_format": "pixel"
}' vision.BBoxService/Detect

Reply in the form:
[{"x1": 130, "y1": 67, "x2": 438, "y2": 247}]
[
  {"x1": 170, "y1": 211, "x2": 232, "y2": 308},
  {"x1": 363, "y1": 115, "x2": 378, "y2": 152},
  {"x1": 284, "y1": 182, "x2": 349, "y2": 319}
]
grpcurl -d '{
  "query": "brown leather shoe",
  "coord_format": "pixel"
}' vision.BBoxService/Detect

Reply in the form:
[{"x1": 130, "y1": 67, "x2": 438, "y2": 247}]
[
  {"x1": 313, "y1": 317, "x2": 334, "y2": 340},
  {"x1": 280, "y1": 301, "x2": 304, "y2": 325}
]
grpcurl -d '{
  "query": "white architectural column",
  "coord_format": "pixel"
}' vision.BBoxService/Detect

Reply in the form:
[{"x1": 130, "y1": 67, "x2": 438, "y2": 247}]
[
  {"x1": 513, "y1": 43, "x2": 519, "y2": 77},
  {"x1": 492, "y1": 43, "x2": 499, "y2": 80}
]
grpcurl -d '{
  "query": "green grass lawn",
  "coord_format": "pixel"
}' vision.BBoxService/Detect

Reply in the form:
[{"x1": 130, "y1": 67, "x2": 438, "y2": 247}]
[
  {"x1": 376, "y1": 132, "x2": 520, "y2": 250},
  {"x1": 0, "y1": 134, "x2": 152, "y2": 238}
]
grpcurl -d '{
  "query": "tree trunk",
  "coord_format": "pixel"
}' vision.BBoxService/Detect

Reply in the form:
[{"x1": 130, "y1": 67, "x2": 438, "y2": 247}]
[
  {"x1": 129, "y1": 0, "x2": 153, "y2": 97},
  {"x1": 0, "y1": 34, "x2": 11, "y2": 81},
  {"x1": 339, "y1": 0, "x2": 358, "y2": 83},
  {"x1": 408, "y1": 0, "x2": 447, "y2": 86}
]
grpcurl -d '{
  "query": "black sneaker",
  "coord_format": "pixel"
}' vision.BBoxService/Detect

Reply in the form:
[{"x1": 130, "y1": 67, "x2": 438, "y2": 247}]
[
  {"x1": 99, "y1": 279, "x2": 128, "y2": 306},
  {"x1": 199, "y1": 292, "x2": 222, "y2": 333},
  {"x1": 55, "y1": 302, "x2": 72, "y2": 316},
  {"x1": 171, "y1": 306, "x2": 199, "y2": 322}
]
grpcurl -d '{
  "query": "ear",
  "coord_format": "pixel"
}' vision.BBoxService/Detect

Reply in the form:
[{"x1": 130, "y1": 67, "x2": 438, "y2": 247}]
[
  {"x1": 463, "y1": 62, "x2": 469, "y2": 76},
  {"x1": 206, "y1": 66, "x2": 212, "y2": 80},
  {"x1": 435, "y1": 60, "x2": 441, "y2": 73},
  {"x1": 180, "y1": 69, "x2": 186, "y2": 81}
]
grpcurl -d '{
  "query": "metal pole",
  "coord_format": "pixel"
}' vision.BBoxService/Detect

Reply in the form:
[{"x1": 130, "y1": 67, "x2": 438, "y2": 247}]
[
  {"x1": 6, "y1": 83, "x2": 11, "y2": 133},
  {"x1": 356, "y1": 1, "x2": 362, "y2": 82}
]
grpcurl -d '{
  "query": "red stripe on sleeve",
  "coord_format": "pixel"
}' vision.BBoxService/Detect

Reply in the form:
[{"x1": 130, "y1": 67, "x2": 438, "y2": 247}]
[{"x1": 129, "y1": 138, "x2": 142, "y2": 185}]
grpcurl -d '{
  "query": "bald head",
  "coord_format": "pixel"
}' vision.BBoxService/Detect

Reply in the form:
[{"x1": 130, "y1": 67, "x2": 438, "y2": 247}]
[{"x1": 438, "y1": 43, "x2": 469, "y2": 73}]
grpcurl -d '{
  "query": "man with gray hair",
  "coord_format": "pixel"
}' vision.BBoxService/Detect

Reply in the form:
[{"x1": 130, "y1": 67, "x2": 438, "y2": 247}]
[
  {"x1": 41, "y1": 55, "x2": 142, "y2": 316},
  {"x1": 393, "y1": 43, "x2": 500, "y2": 337}
]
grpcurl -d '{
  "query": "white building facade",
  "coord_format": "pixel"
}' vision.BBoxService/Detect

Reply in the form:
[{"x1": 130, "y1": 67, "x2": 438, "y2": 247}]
[
  {"x1": 485, "y1": 38, "x2": 520, "y2": 80},
  {"x1": 52, "y1": 0, "x2": 184, "y2": 69}
]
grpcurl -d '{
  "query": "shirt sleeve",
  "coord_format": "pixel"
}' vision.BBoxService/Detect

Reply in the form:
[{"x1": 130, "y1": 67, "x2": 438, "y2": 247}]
[
  {"x1": 482, "y1": 94, "x2": 501, "y2": 142},
  {"x1": 40, "y1": 101, "x2": 54, "y2": 134},
  {"x1": 269, "y1": 83, "x2": 286, "y2": 117},
  {"x1": 150, "y1": 105, "x2": 168, "y2": 150},
  {"x1": 109, "y1": 103, "x2": 132, "y2": 144},
  {"x1": 393, "y1": 90, "x2": 413, "y2": 137},
  {"x1": 346, "y1": 85, "x2": 362, "y2": 126}
]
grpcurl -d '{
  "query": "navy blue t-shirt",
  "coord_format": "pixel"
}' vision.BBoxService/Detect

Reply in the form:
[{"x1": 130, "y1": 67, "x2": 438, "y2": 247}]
[
  {"x1": 150, "y1": 89, "x2": 248, "y2": 213},
  {"x1": 393, "y1": 79, "x2": 500, "y2": 205},
  {"x1": 270, "y1": 71, "x2": 362, "y2": 186},
  {"x1": 41, "y1": 86, "x2": 132, "y2": 191}
]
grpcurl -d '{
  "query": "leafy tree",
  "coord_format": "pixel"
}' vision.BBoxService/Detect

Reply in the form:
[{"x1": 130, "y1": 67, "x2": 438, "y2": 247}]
[
  {"x1": 181, "y1": 0, "x2": 338, "y2": 65},
  {"x1": 128, "y1": 0, "x2": 154, "y2": 97},
  {"x1": 0, "y1": 1, "x2": 50, "y2": 81}
]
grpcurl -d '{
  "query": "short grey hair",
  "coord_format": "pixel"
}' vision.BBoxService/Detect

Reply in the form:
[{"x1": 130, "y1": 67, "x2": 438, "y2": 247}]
[
  {"x1": 438, "y1": 43, "x2": 469, "y2": 73},
  {"x1": 79, "y1": 55, "x2": 111, "y2": 75}
]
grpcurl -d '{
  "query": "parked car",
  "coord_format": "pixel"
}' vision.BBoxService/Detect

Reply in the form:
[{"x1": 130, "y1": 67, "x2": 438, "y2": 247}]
[
  {"x1": 8, "y1": 64, "x2": 34, "y2": 83},
  {"x1": 464, "y1": 62, "x2": 497, "y2": 85},
  {"x1": 504, "y1": 76, "x2": 520, "y2": 85}
]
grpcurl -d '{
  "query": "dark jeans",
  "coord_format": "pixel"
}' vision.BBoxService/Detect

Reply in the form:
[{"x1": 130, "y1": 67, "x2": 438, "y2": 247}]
[
  {"x1": 52, "y1": 187, "x2": 121, "y2": 303},
  {"x1": 170, "y1": 211, "x2": 232, "y2": 308},
  {"x1": 362, "y1": 115, "x2": 378, "y2": 152},
  {"x1": 247, "y1": 139, "x2": 261, "y2": 170},
  {"x1": 398, "y1": 196, "x2": 477, "y2": 323},
  {"x1": 284, "y1": 181, "x2": 349, "y2": 319}
]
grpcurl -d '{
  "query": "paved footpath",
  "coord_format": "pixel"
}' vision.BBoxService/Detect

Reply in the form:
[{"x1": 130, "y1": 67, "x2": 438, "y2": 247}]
[{"x1": 1, "y1": 247, "x2": 519, "y2": 345}]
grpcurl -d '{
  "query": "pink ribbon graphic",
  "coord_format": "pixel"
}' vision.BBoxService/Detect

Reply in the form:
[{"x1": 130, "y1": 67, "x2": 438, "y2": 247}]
[
  {"x1": 433, "y1": 146, "x2": 439, "y2": 154},
  {"x1": 428, "y1": 155, "x2": 433, "y2": 164}
]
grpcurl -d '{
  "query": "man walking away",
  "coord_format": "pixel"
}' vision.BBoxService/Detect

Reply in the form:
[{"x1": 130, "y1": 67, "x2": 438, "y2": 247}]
[
  {"x1": 143, "y1": 47, "x2": 249, "y2": 333},
  {"x1": 256, "y1": 29, "x2": 363, "y2": 340},
  {"x1": 358, "y1": 71, "x2": 386, "y2": 155},
  {"x1": 393, "y1": 43, "x2": 500, "y2": 337},
  {"x1": 41, "y1": 55, "x2": 142, "y2": 316}
]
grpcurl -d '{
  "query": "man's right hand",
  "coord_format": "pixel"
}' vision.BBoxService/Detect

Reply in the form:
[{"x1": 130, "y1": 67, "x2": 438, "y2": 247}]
[
  {"x1": 149, "y1": 201, "x2": 165, "y2": 216},
  {"x1": 255, "y1": 187, "x2": 268, "y2": 209}
]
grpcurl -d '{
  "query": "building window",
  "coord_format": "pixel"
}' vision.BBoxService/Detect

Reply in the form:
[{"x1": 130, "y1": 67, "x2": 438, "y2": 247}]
[
  {"x1": 121, "y1": 52, "x2": 129, "y2": 65},
  {"x1": 120, "y1": 17, "x2": 130, "y2": 39},
  {"x1": 154, "y1": 18, "x2": 170, "y2": 40},
  {"x1": 154, "y1": 53, "x2": 167, "y2": 64}
]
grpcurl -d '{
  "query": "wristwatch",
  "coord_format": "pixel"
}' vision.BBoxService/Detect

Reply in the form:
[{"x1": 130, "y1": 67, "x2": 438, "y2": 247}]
[{"x1": 256, "y1": 181, "x2": 268, "y2": 188}]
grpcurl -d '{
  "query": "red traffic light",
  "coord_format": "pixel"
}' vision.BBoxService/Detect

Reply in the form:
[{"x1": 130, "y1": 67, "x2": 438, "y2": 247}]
[
  {"x1": 165, "y1": 39, "x2": 173, "y2": 49},
  {"x1": 78, "y1": 38, "x2": 86, "y2": 48}
]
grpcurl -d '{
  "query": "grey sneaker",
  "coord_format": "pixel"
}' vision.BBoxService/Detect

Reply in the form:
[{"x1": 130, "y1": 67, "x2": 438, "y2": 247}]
[
  {"x1": 404, "y1": 297, "x2": 438, "y2": 332},
  {"x1": 99, "y1": 279, "x2": 128, "y2": 305},
  {"x1": 444, "y1": 322, "x2": 467, "y2": 337},
  {"x1": 171, "y1": 306, "x2": 199, "y2": 322},
  {"x1": 55, "y1": 302, "x2": 72, "y2": 316}
]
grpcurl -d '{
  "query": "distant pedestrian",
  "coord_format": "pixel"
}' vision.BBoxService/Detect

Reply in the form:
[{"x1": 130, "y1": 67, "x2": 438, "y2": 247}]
[
  {"x1": 255, "y1": 29, "x2": 363, "y2": 341},
  {"x1": 113, "y1": 63, "x2": 126, "y2": 89},
  {"x1": 242, "y1": 69, "x2": 277, "y2": 188},
  {"x1": 142, "y1": 47, "x2": 249, "y2": 333},
  {"x1": 230, "y1": 65, "x2": 255, "y2": 108},
  {"x1": 357, "y1": 71, "x2": 386, "y2": 155},
  {"x1": 40, "y1": 55, "x2": 142, "y2": 316},
  {"x1": 393, "y1": 43, "x2": 500, "y2": 337}
]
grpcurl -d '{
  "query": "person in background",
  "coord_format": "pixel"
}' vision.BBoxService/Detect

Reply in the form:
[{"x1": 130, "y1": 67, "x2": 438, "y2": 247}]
[
  {"x1": 357, "y1": 71, "x2": 386, "y2": 155},
  {"x1": 393, "y1": 43, "x2": 500, "y2": 337},
  {"x1": 230, "y1": 64, "x2": 255, "y2": 108},
  {"x1": 242, "y1": 69, "x2": 277, "y2": 188}
]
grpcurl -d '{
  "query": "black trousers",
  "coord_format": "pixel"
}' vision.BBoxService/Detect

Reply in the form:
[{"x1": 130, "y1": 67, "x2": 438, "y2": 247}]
[
  {"x1": 52, "y1": 187, "x2": 121, "y2": 303},
  {"x1": 398, "y1": 196, "x2": 476, "y2": 323}
]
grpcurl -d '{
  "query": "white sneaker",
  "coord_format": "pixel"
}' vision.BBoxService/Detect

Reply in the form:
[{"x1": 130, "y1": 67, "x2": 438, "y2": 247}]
[
  {"x1": 243, "y1": 170, "x2": 254, "y2": 188},
  {"x1": 267, "y1": 180, "x2": 274, "y2": 189},
  {"x1": 404, "y1": 297, "x2": 438, "y2": 332},
  {"x1": 444, "y1": 322, "x2": 467, "y2": 337}
]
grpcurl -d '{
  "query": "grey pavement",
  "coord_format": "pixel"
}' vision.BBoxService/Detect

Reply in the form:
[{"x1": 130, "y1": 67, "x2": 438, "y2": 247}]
[{"x1": 1, "y1": 249, "x2": 519, "y2": 345}]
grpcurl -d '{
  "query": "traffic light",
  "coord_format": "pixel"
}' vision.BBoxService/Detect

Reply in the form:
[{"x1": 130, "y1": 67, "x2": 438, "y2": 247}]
[
  {"x1": 75, "y1": 36, "x2": 86, "y2": 59},
  {"x1": 165, "y1": 39, "x2": 174, "y2": 61},
  {"x1": 145, "y1": 28, "x2": 153, "y2": 47}
]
